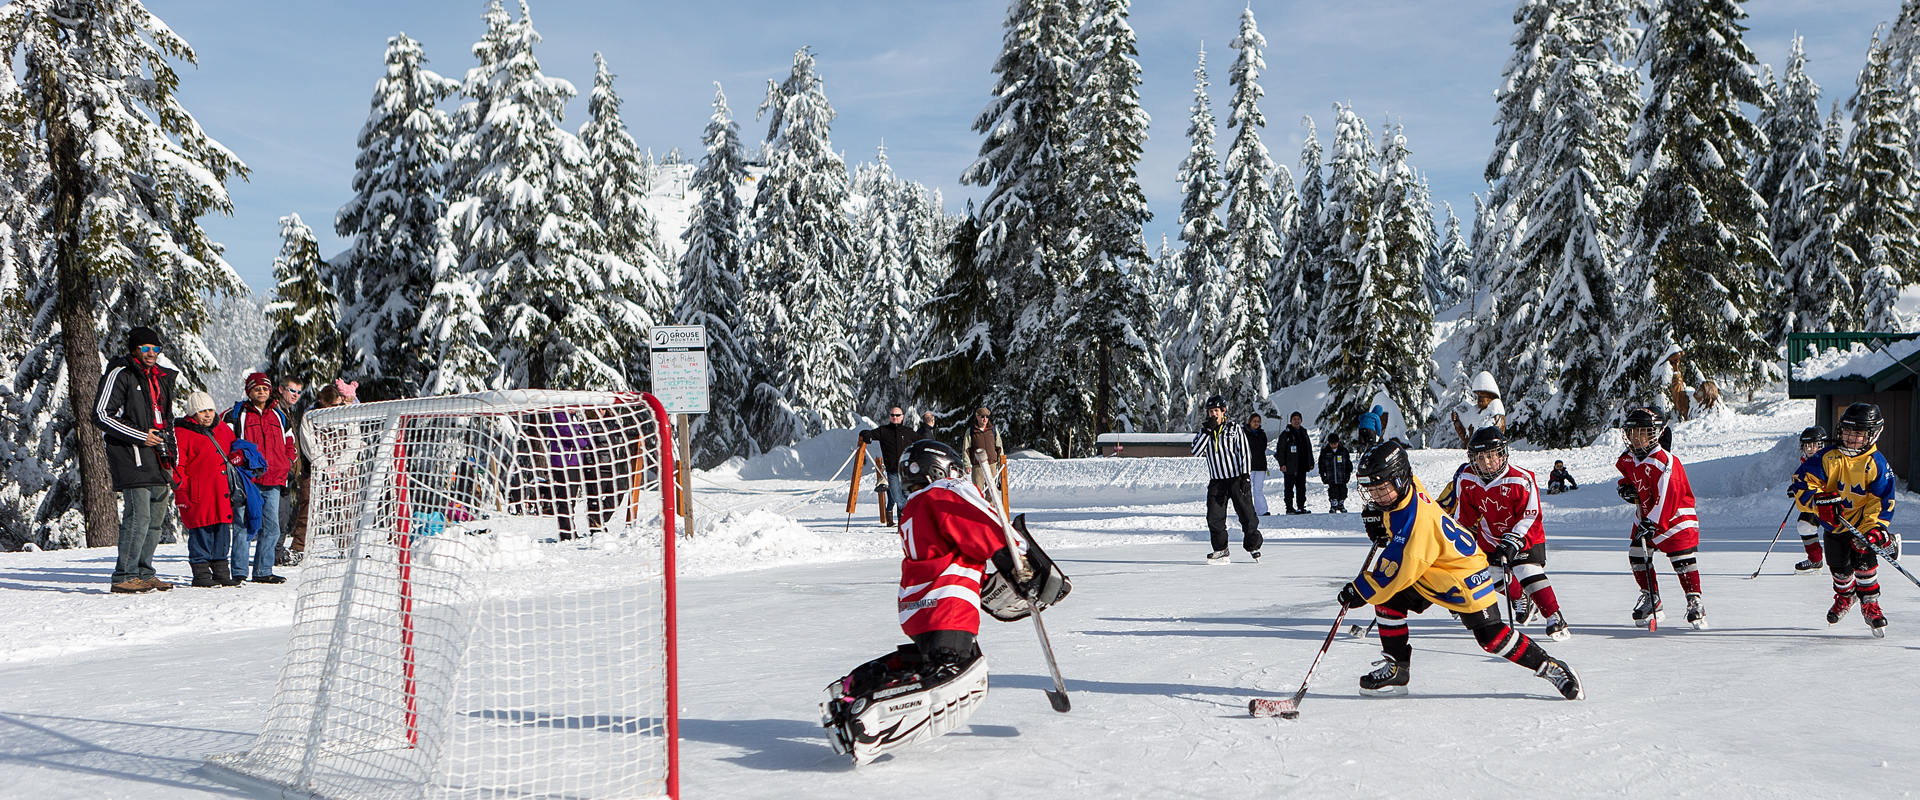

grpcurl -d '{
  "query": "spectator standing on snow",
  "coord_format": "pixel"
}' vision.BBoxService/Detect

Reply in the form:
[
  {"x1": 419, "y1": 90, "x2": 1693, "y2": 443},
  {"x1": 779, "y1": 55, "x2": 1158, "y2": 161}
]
[
  {"x1": 1246, "y1": 414, "x2": 1271, "y2": 516},
  {"x1": 172, "y1": 391, "x2": 243, "y2": 588},
  {"x1": 1451, "y1": 370, "x2": 1507, "y2": 448},
  {"x1": 965, "y1": 407, "x2": 1004, "y2": 495},
  {"x1": 1192, "y1": 395, "x2": 1261, "y2": 564},
  {"x1": 859, "y1": 407, "x2": 931, "y2": 526},
  {"x1": 93, "y1": 325, "x2": 179, "y2": 594},
  {"x1": 1319, "y1": 433, "x2": 1354, "y2": 512},
  {"x1": 1357, "y1": 405, "x2": 1386, "y2": 448},
  {"x1": 1277, "y1": 412, "x2": 1314, "y2": 514},
  {"x1": 224, "y1": 372, "x2": 298, "y2": 583},
  {"x1": 275, "y1": 377, "x2": 308, "y2": 567}
]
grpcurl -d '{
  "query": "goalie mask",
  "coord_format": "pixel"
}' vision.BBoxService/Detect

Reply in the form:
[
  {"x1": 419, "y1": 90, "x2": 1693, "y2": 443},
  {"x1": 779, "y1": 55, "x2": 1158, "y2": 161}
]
[
  {"x1": 900, "y1": 440, "x2": 967, "y2": 492},
  {"x1": 1837, "y1": 403, "x2": 1885, "y2": 457}
]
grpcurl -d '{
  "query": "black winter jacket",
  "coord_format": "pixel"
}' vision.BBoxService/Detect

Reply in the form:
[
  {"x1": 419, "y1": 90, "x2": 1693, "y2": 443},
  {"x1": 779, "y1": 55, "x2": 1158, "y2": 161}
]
[
  {"x1": 1277, "y1": 426, "x2": 1314, "y2": 473},
  {"x1": 1318, "y1": 444, "x2": 1353, "y2": 486},
  {"x1": 1246, "y1": 425, "x2": 1270, "y2": 472},
  {"x1": 92, "y1": 354, "x2": 177, "y2": 489},
  {"x1": 859, "y1": 422, "x2": 930, "y2": 472}
]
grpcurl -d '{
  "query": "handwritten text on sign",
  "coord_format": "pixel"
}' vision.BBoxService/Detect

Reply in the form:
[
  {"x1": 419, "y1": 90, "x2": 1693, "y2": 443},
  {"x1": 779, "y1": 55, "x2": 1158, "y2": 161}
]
[{"x1": 649, "y1": 325, "x2": 709, "y2": 414}]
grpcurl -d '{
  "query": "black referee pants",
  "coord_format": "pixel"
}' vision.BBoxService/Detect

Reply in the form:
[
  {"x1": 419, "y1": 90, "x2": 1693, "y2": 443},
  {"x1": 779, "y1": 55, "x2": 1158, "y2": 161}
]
[{"x1": 1207, "y1": 475, "x2": 1262, "y2": 553}]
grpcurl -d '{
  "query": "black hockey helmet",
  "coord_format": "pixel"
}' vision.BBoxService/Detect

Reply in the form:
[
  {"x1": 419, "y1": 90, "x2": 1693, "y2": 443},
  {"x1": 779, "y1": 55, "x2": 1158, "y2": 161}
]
[
  {"x1": 900, "y1": 440, "x2": 968, "y2": 491},
  {"x1": 1466, "y1": 426, "x2": 1509, "y2": 480},
  {"x1": 1356, "y1": 438, "x2": 1414, "y2": 497},
  {"x1": 1204, "y1": 395, "x2": 1228, "y2": 411},
  {"x1": 1622, "y1": 407, "x2": 1666, "y2": 456},
  {"x1": 1800, "y1": 425, "x2": 1827, "y2": 446},
  {"x1": 1837, "y1": 403, "x2": 1885, "y2": 456}
]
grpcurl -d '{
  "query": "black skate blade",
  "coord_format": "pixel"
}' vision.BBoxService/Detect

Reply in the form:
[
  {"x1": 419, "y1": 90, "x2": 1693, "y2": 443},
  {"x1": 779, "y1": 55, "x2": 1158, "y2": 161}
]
[{"x1": 1047, "y1": 690, "x2": 1071, "y2": 712}]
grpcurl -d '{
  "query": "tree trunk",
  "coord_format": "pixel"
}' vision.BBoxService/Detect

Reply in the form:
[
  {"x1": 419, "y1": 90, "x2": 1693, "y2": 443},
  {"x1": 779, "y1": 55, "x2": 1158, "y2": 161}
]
[{"x1": 45, "y1": 69, "x2": 119, "y2": 547}]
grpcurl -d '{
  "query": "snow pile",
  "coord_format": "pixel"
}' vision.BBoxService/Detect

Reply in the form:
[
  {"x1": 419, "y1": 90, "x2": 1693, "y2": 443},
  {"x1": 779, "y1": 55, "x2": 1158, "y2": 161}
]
[
  {"x1": 678, "y1": 508, "x2": 894, "y2": 577},
  {"x1": 1791, "y1": 338, "x2": 1920, "y2": 381},
  {"x1": 738, "y1": 425, "x2": 870, "y2": 481},
  {"x1": 1267, "y1": 375, "x2": 1412, "y2": 441}
]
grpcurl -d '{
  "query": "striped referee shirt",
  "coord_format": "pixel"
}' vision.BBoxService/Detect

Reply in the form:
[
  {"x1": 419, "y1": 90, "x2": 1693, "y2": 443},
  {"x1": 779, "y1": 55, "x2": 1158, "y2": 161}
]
[{"x1": 1192, "y1": 422, "x2": 1251, "y2": 480}]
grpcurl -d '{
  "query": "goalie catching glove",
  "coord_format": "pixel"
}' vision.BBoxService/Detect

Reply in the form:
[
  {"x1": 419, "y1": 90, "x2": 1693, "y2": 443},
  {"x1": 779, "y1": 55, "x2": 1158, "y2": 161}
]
[{"x1": 979, "y1": 514, "x2": 1073, "y2": 622}]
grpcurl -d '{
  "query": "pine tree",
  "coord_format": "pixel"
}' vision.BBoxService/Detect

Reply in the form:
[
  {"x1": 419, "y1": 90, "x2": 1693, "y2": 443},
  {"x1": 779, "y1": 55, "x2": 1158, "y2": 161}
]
[
  {"x1": 581, "y1": 52, "x2": 674, "y2": 388},
  {"x1": 334, "y1": 33, "x2": 459, "y2": 400},
  {"x1": 1373, "y1": 126, "x2": 1437, "y2": 430},
  {"x1": 1757, "y1": 38, "x2": 1849, "y2": 335},
  {"x1": 1264, "y1": 163, "x2": 1298, "y2": 390},
  {"x1": 447, "y1": 0, "x2": 630, "y2": 391},
  {"x1": 962, "y1": 0, "x2": 1082, "y2": 453},
  {"x1": 1277, "y1": 118, "x2": 1328, "y2": 385},
  {"x1": 1611, "y1": 0, "x2": 1778, "y2": 409},
  {"x1": 675, "y1": 84, "x2": 757, "y2": 467},
  {"x1": 0, "y1": 0, "x2": 248, "y2": 547},
  {"x1": 263, "y1": 214, "x2": 342, "y2": 389},
  {"x1": 1318, "y1": 104, "x2": 1386, "y2": 430},
  {"x1": 908, "y1": 204, "x2": 996, "y2": 414},
  {"x1": 751, "y1": 47, "x2": 856, "y2": 442},
  {"x1": 1837, "y1": 32, "x2": 1920, "y2": 300},
  {"x1": 1213, "y1": 8, "x2": 1279, "y2": 415},
  {"x1": 852, "y1": 147, "x2": 915, "y2": 419},
  {"x1": 1171, "y1": 44, "x2": 1227, "y2": 422},
  {"x1": 1863, "y1": 264, "x2": 1909, "y2": 331},
  {"x1": 1433, "y1": 202, "x2": 1472, "y2": 308}
]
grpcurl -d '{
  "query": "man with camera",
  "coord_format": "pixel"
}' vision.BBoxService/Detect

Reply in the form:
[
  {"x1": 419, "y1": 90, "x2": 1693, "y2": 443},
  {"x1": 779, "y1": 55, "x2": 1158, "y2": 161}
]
[{"x1": 92, "y1": 326, "x2": 180, "y2": 594}]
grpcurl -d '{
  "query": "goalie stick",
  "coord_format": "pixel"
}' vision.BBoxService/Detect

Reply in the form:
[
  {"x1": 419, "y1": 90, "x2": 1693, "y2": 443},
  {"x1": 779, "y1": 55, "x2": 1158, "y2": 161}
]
[
  {"x1": 1251, "y1": 543, "x2": 1382, "y2": 719},
  {"x1": 1747, "y1": 503, "x2": 1799, "y2": 579},
  {"x1": 980, "y1": 457, "x2": 1071, "y2": 712}
]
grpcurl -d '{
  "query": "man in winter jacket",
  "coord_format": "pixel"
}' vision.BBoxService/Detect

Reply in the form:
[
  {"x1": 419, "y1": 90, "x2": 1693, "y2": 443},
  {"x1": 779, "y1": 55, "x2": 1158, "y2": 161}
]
[
  {"x1": 1277, "y1": 411, "x2": 1314, "y2": 514},
  {"x1": 275, "y1": 378, "x2": 308, "y2": 567},
  {"x1": 173, "y1": 391, "x2": 244, "y2": 588},
  {"x1": 93, "y1": 326, "x2": 179, "y2": 594},
  {"x1": 859, "y1": 407, "x2": 931, "y2": 526},
  {"x1": 965, "y1": 407, "x2": 1004, "y2": 495},
  {"x1": 224, "y1": 372, "x2": 298, "y2": 583}
]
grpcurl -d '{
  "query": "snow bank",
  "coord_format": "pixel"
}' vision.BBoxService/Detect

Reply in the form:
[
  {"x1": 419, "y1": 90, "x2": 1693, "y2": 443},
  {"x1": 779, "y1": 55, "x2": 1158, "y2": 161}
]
[
  {"x1": 1792, "y1": 338, "x2": 1920, "y2": 381},
  {"x1": 677, "y1": 509, "x2": 894, "y2": 577},
  {"x1": 1267, "y1": 375, "x2": 1411, "y2": 441},
  {"x1": 737, "y1": 425, "x2": 869, "y2": 481}
]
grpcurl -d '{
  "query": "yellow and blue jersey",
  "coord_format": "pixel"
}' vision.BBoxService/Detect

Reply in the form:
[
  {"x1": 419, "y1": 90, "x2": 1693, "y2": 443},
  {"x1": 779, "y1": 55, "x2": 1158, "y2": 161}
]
[
  {"x1": 1354, "y1": 476, "x2": 1502, "y2": 614},
  {"x1": 1793, "y1": 445, "x2": 1896, "y2": 531}
]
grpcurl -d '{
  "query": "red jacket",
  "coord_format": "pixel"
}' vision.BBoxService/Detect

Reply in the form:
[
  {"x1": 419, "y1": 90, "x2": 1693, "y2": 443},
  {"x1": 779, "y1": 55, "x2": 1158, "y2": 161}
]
[
  {"x1": 225, "y1": 401, "x2": 297, "y2": 487},
  {"x1": 895, "y1": 478, "x2": 1009, "y2": 637},
  {"x1": 173, "y1": 417, "x2": 235, "y2": 529},
  {"x1": 1438, "y1": 462, "x2": 1545, "y2": 552}
]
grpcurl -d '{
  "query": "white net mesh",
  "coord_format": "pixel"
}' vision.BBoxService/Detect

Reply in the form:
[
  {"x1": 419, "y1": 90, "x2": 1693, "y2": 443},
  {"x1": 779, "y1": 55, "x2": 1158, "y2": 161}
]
[{"x1": 208, "y1": 390, "x2": 677, "y2": 800}]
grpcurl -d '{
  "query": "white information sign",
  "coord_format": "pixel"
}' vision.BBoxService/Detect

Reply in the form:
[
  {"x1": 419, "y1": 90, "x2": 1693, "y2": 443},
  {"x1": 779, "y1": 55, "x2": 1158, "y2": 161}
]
[{"x1": 649, "y1": 325, "x2": 710, "y2": 414}]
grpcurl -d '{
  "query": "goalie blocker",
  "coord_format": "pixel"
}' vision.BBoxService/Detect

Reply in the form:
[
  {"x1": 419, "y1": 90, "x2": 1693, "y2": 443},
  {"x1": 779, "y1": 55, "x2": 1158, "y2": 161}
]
[{"x1": 821, "y1": 442, "x2": 1071, "y2": 765}]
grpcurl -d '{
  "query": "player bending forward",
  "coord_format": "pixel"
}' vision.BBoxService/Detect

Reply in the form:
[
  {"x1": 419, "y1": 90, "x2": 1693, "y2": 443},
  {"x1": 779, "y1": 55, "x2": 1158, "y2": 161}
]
[
  {"x1": 1338, "y1": 440, "x2": 1584, "y2": 700},
  {"x1": 821, "y1": 440, "x2": 1068, "y2": 765},
  {"x1": 1615, "y1": 408, "x2": 1707, "y2": 629},
  {"x1": 1786, "y1": 426, "x2": 1830, "y2": 573},
  {"x1": 1438, "y1": 427, "x2": 1570, "y2": 640},
  {"x1": 1795, "y1": 404, "x2": 1896, "y2": 636}
]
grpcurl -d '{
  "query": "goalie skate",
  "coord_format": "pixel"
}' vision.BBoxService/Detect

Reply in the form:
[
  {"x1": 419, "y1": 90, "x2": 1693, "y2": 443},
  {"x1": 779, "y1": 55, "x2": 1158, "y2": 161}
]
[{"x1": 822, "y1": 653, "x2": 990, "y2": 766}]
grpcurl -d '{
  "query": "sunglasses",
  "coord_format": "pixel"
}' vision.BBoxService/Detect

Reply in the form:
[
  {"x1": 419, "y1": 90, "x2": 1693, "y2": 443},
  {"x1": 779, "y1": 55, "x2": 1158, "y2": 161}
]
[{"x1": 137, "y1": 345, "x2": 162, "y2": 353}]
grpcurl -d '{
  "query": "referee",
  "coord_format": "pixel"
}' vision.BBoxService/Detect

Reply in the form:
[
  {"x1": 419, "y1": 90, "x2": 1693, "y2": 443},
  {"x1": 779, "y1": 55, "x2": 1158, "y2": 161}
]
[{"x1": 1191, "y1": 395, "x2": 1262, "y2": 564}]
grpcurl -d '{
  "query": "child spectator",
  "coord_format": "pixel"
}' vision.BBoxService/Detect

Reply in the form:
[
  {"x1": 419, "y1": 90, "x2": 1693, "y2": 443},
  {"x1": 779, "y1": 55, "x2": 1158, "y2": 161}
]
[
  {"x1": 1318, "y1": 433, "x2": 1354, "y2": 513},
  {"x1": 173, "y1": 392, "x2": 243, "y2": 587},
  {"x1": 1547, "y1": 461, "x2": 1578, "y2": 495}
]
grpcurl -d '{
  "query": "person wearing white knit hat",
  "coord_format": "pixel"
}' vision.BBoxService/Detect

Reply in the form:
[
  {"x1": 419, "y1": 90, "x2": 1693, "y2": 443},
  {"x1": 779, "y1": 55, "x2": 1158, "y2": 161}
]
[{"x1": 173, "y1": 391, "x2": 244, "y2": 587}]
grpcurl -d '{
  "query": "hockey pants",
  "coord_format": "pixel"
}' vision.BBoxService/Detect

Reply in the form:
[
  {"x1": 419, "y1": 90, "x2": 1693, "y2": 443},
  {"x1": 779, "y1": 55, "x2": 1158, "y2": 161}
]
[{"x1": 1825, "y1": 529, "x2": 1900, "y2": 600}]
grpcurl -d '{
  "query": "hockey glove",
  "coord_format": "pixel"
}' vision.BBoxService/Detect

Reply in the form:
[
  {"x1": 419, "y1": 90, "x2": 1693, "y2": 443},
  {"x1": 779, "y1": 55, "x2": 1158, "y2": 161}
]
[
  {"x1": 1861, "y1": 525, "x2": 1892, "y2": 552},
  {"x1": 1494, "y1": 534, "x2": 1524, "y2": 566},
  {"x1": 1361, "y1": 507, "x2": 1391, "y2": 547},
  {"x1": 1616, "y1": 480, "x2": 1640, "y2": 505},
  {"x1": 1636, "y1": 518, "x2": 1660, "y2": 544},
  {"x1": 1337, "y1": 582, "x2": 1368, "y2": 609},
  {"x1": 1811, "y1": 492, "x2": 1844, "y2": 526}
]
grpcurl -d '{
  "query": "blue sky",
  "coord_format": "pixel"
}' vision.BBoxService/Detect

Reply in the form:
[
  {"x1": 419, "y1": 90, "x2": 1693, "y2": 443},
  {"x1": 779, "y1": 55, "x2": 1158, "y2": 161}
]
[{"x1": 156, "y1": 0, "x2": 1900, "y2": 296}]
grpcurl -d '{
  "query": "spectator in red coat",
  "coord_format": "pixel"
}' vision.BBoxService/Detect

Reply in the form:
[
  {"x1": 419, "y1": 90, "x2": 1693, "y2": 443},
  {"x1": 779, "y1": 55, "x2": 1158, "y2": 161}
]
[
  {"x1": 173, "y1": 392, "x2": 244, "y2": 587},
  {"x1": 223, "y1": 372, "x2": 298, "y2": 583}
]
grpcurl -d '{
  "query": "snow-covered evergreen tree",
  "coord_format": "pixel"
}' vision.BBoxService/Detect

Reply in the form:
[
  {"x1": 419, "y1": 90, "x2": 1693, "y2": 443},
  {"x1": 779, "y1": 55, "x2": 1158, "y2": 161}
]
[
  {"x1": 1611, "y1": 0, "x2": 1778, "y2": 409},
  {"x1": 0, "y1": 0, "x2": 247, "y2": 547},
  {"x1": 581, "y1": 52, "x2": 675, "y2": 388},
  {"x1": 447, "y1": 1, "x2": 633, "y2": 391},
  {"x1": 852, "y1": 147, "x2": 915, "y2": 419},
  {"x1": 1171, "y1": 44, "x2": 1228, "y2": 423},
  {"x1": 1862, "y1": 264, "x2": 1910, "y2": 331},
  {"x1": 1837, "y1": 32, "x2": 1920, "y2": 300},
  {"x1": 1318, "y1": 104, "x2": 1386, "y2": 431},
  {"x1": 1264, "y1": 163, "x2": 1298, "y2": 391},
  {"x1": 675, "y1": 84, "x2": 758, "y2": 467},
  {"x1": 333, "y1": 33, "x2": 459, "y2": 400},
  {"x1": 1433, "y1": 202, "x2": 1472, "y2": 308},
  {"x1": 263, "y1": 214, "x2": 342, "y2": 390},
  {"x1": 1212, "y1": 8, "x2": 1280, "y2": 416},
  {"x1": 1757, "y1": 38, "x2": 1849, "y2": 336},
  {"x1": 751, "y1": 47, "x2": 856, "y2": 441},
  {"x1": 1276, "y1": 118, "x2": 1329, "y2": 385},
  {"x1": 1373, "y1": 126, "x2": 1437, "y2": 430}
]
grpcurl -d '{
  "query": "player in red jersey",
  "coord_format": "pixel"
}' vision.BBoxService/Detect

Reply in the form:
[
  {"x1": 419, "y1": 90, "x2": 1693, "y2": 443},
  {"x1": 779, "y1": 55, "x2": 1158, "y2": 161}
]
[
  {"x1": 1614, "y1": 408, "x2": 1706, "y2": 629},
  {"x1": 1438, "y1": 427, "x2": 1570, "y2": 640}
]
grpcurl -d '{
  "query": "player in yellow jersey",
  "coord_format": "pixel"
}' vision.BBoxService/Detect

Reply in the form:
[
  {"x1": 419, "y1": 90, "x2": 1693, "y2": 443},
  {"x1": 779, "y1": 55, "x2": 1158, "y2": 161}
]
[
  {"x1": 1337, "y1": 440, "x2": 1584, "y2": 699},
  {"x1": 1794, "y1": 403, "x2": 1898, "y2": 636}
]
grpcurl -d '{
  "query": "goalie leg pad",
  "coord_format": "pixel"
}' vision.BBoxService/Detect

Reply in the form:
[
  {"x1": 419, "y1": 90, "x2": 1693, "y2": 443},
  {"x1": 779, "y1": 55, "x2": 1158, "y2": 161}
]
[{"x1": 820, "y1": 648, "x2": 989, "y2": 765}]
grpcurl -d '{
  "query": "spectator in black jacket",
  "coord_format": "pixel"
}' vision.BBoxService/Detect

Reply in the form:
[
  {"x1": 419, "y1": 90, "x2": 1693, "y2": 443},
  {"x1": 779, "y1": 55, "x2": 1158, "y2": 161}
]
[
  {"x1": 1319, "y1": 433, "x2": 1354, "y2": 513},
  {"x1": 1245, "y1": 414, "x2": 1271, "y2": 516},
  {"x1": 1547, "y1": 460, "x2": 1578, "y2": 495},
  {"x1": 859, "y1": 407, "x2": 932, "y2": 525},
  {"x1": 93, "y1": 326, "x2": 179, "y2": 594},
  {"x1": 1277, "y1": 411, "x2": 1315, "y2": 514}
]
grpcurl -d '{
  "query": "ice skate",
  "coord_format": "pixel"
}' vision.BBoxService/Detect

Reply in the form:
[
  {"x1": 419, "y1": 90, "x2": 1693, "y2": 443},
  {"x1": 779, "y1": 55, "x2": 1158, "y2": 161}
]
[
  {"x1": 1862, "y1": 599, "x2": 1887, "y2": 638},
  {"x1": 1684, "y1": 593, "x2": 1707, "y2": 630},
  {"x1": 1535, "y1": 656, "x2": 1585, "y2": 700},
  {"x1": 1631, "y1": 590, "x2": 1664, "y2": 628},
  {"x1": 1826, "y1": 592, "x2": 1854, "y2": 625},
  {"x1": 1794, "y1": 559, "x2": 1824, "y2": 573},
  {"x1": 1509, "y1": 593, "x2": 1535, "y2": 625},
  {"x1": 1358, "y1": 658, "x2": 1409, "y2": 697},
  {"x1": 1206, "y1": 550, "x2": 1229, "y2": 565},
  {"x1": 1543, "y1": 614, "x2": 1570, "y2": 641}
]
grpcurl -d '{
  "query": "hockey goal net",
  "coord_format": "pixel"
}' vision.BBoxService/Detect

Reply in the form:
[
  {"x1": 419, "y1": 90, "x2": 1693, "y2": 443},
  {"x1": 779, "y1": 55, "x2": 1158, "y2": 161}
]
[{"x1": 207, "y1": 390, "x2": 679, "y2": 800}]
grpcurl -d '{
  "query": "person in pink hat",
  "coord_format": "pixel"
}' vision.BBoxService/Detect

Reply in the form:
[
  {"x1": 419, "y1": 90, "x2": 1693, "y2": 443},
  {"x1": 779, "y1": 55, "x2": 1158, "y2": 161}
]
[{"x1": 222, "y1": 372, "x2": 299, "y2": 583}]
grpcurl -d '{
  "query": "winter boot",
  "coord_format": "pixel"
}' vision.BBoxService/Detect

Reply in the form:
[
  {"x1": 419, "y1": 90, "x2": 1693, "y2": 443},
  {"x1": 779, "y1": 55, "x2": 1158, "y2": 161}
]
[
  {"x1": 1358, "y1": 658, "x2": 1409, "y2": 697},
  {"x1": 1631, "y1": 590, "x2": 1664, "y2": 628},
  {"x1": 1685, "y1": 593, "x2": 1707, "y2": 630},
  {"x1": 1826, "y1": 592, "x2": 1855, "y2": 625},
  {"x1": 110, "y1": 579, "x2": 152, "y2": 594},
  {"x1": 252, "y1": 574, "x2": 288, "y2": 584},
  {"x1": 1206, "y1": 550, "x2": 1230, "y2": 565},
  {"x1": 880, "y1": 507, "x2": 895, "y2": 527},
  {"x1": 1794, "y1": 559, "x2": 1824, "y2": 573},
  {"x1": 190, "y1": 562, "x2": 217, "y2": 588},
  {"x1": 210, "y1": 560, "x2": 245, "y2": 588},
  {"x1": 275, "y1": 547, "x2": 294, "y2": 567},
  {"x1": 1535, "y1": 656, "x2": 1585, "y2": 700},
  {"x1": 1543, "y1": 614, "x2": 1571, "y2": 641},
  {"x1": 143, "y1": 576, "x2": 174, "y2": 592},
  {"x1": 1861, "y1": 597, "x2": 1888, "y2": 638}
]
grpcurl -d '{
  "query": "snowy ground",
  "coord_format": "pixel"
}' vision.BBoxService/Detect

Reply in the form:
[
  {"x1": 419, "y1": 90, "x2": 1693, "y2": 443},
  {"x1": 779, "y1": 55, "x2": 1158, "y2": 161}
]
[{"x1": 4, "y1": 395, "x2": 1919, "y2": 798}]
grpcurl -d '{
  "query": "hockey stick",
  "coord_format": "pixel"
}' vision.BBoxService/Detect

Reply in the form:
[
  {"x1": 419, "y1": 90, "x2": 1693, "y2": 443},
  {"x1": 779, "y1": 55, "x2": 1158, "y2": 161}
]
[
  {"x1": 1832, "y1": 515, "x2": 1920, "y2": 590},
  {"x1": 1747, "y1": 503, "x2": 1800, "y2": 579},
  {"x1": 1252, "y1": 543, "x2": 1382, "y2": 719},
  {"x1": 1346, "y1": 619, "x2": 1375, "y2": 638},
  {"x1": 979, "y1": 458, "x2": 1071, "y2": 713},
  {"x1": 1637, "y1": 523, "x2": 1659, "y2": 633}
]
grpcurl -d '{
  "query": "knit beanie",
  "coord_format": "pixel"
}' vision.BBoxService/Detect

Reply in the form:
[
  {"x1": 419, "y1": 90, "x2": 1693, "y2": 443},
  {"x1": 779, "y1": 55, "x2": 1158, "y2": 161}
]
[
  {"x1": 127, "y1": 326, "x2": 161, "y2": 351},
  {"x1": 246, "y1": 372, "x2": 273, "y2": 391},
  {"x1": 185, "y1": 391, "x2": 216, "y2": 416}
]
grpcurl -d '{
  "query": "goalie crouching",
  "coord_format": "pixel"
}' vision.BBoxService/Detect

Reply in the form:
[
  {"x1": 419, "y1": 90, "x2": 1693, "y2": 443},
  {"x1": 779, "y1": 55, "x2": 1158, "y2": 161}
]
[{"x1": 822, "y1": 440, "x2": 1070, "y2": 765}]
